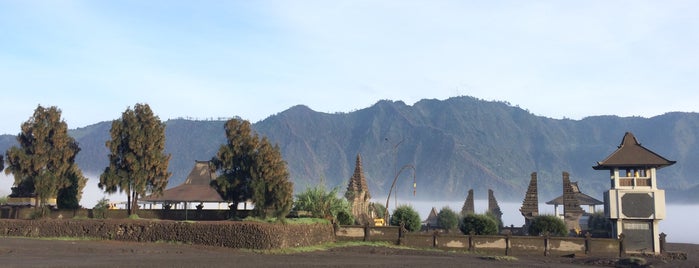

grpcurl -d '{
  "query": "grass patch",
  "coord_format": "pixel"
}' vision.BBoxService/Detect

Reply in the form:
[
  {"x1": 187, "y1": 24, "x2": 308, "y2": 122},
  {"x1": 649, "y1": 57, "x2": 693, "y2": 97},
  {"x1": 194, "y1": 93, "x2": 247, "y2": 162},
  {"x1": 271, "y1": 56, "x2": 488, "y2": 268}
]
[
  {"x1": 10, "y1": 236, "x2": 101, "y2": 242},
  {"x1": 480, "y1": 255, "x2": 518, "y2": 262},
  {"x1": 253, "y1": 241, "x2": 408, "y2": 255},
  {"x1": 241, "y1": 217, "x2": 330, "y2": 225}
]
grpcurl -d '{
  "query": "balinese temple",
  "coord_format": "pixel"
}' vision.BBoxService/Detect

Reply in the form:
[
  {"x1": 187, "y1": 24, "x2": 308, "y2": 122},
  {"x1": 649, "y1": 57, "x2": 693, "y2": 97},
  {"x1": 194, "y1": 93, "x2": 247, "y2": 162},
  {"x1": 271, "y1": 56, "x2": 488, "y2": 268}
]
[
  {"x1": 593, "y1": 132, "x2": 675, "y2": 254},
  {"x1": 460, "y1": 189, "x2": 474, "y2": 216},
  {"x1": 546, "y1": 179, "x2": 604, "y2": 217},
  {"x1": 345, "y1": 154, "x2": 372, "y2": 225},
  {"x1": 520, "y1": 172, "x2": 539, "y2": 229}
]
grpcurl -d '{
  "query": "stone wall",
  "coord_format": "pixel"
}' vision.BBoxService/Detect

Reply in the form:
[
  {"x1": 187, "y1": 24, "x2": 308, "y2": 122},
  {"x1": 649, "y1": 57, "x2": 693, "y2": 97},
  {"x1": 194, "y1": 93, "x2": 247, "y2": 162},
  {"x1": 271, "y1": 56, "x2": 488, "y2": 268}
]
[
  {"x1": 336, "y1": 225, "x2": 621, "y2": 256},
  {"x1": 0, "y1": 219, "x2": 334, "y2": 250}
]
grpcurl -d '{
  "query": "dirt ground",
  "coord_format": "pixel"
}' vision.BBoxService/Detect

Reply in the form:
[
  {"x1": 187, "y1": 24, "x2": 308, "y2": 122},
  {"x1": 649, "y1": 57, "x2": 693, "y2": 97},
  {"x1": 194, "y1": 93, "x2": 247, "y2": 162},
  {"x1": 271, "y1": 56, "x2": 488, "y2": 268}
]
[{"x1": 0, "y1": 237, "x2": 696, "y2": 268}]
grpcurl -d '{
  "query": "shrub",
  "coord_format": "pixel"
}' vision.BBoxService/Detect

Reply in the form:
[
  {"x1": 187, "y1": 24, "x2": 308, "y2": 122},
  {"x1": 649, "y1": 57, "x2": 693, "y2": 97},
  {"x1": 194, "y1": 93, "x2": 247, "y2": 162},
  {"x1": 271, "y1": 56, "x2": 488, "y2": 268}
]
[
  {"x1": 294, "y1": 184, "x2": 353, "y2": 224},
  {"x1": 484, "y1": 211, "x2": 503, "y2": 230},
  {"x1": 528, "y1": 215, "x2": 567, "y2": 237},
  {"x1": 93, "y1": 197, "x2": 110, "y2": 219},
  {"x1": 390, "y1": 205, "x2": 421, "y2": 232},
  {"x1": 437, "y1": 206, "x2": 459, "y2": 231},
  {"x1": 460, "y1": 214, "x2": 498, "y2": 235},
  {"x1": 336, "y1": 210, "x2": 354, "y2": 225}
]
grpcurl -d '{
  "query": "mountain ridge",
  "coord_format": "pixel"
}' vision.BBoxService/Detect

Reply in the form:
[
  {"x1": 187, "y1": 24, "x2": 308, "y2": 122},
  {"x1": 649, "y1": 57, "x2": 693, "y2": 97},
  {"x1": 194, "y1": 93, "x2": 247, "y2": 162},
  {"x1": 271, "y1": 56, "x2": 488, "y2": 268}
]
[{"x1": 1, "y1": 96, "x2": 697, "y2": 204}]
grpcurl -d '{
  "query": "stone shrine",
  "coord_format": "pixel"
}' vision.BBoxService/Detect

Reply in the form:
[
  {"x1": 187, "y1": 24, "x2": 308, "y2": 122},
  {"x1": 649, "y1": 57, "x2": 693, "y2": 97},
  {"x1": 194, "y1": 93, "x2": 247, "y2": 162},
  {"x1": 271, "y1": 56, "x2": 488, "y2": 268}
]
[{"x1": 345, "y1": 154, "x2": 372, "y2": 225}]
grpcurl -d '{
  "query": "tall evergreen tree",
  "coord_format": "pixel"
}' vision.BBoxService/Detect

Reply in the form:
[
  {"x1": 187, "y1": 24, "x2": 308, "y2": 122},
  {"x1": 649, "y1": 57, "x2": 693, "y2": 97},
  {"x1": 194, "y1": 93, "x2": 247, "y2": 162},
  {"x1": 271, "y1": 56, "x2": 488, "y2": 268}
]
[
  {"x1": 99, "y1": 103, "x2": 171, "y2": 215},
  {"x1": 211, "y1": 119, "x2": 293, "y2": 219},
  {"x1": 4, "y1": 105, "x2": 83, "y2": 207},
  {"x1": 250, "y1": 137, "x2": 293, "y2": 218},
  {"x1": 211, "y1": 119, "x2": 257, "y2": 217},
  {"x1": 57, "y1": 165, "x2": 88, "y2": 209}
]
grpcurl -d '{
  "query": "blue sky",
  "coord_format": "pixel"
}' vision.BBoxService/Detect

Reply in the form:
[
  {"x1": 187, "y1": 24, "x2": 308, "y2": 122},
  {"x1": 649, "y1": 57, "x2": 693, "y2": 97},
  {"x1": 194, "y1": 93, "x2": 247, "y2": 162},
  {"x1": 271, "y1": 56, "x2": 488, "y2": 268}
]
[{"x1": 1, "y1": 1, "x2": 698, "y2": 135}]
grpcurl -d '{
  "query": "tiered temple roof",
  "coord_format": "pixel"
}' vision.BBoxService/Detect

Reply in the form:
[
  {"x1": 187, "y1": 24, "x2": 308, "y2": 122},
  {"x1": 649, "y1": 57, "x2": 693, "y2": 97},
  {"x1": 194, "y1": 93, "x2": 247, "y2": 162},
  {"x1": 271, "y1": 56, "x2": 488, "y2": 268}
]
[
  {"x1": 593, "y1": 132, "x2": 676, "y2": 170},
  {"x1": 345, "y1": 154, "x2": 371, "y2": 199}
]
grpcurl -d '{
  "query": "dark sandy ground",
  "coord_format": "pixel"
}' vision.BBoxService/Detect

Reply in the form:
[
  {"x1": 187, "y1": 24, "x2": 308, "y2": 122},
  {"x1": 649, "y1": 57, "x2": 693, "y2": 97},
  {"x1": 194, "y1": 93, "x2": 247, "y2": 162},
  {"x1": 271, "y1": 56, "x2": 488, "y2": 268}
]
[{"x1": 0, "y1": 237, "x2": 696, "y2": 268}]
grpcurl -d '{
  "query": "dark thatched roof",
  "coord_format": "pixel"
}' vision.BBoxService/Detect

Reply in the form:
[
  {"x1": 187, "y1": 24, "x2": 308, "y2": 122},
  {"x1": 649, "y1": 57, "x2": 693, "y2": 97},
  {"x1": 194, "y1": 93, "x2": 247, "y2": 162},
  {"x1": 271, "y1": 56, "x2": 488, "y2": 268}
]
[
  {"x1": 142, "y1": 160, "x2": 224, "y2": 203},
  {"x1": 593, "y1": 132, "x2": 675, "y2": 170}
]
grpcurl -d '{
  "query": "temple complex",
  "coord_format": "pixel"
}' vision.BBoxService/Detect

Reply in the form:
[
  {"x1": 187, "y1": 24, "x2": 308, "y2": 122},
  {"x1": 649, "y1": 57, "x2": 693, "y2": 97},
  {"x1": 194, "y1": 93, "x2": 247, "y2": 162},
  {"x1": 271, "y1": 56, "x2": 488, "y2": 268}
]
[
  {"x1": 345, "y1": 154, "x2": 372, "y2": 225},
  {"x1": 593, "y1": 132, "x2": 675, "y2": 254}
]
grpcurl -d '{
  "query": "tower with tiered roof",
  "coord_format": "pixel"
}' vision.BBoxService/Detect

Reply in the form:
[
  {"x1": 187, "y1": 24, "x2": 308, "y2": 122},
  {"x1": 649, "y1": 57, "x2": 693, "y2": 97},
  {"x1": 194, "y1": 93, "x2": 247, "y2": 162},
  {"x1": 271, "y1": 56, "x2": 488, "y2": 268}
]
[{"x1": 593, "y1": 132, "x2": 675, "y2": 253}]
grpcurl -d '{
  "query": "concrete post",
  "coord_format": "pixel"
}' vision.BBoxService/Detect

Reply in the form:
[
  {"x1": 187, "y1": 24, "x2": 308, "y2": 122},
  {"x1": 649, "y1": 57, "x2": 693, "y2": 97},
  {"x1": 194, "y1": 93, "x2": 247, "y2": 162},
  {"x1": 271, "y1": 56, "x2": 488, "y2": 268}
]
[
  {"x1": 432, "y1": 231, "x2": 439, "y2": 248},
  {"x1": 544, "y1": 232, "x2": 550, "y2": 256},
  {"x1": 659, "y1": 232, "x2": 667, "y2": 254},
  {"x1": 505, "y1": 233, "x2": 511, "y2": 256},
  {"x1": 618, "y1": 233, "x2": 626, "y2": 258},
  {"x1": 363, "y1": 223, "x2": 370, "y2": 242},
  {"x1": 468, "y1": 231, "x2": 475, "y2": 251},
  {"x1": 585, "y1": 232, "x2": 592, "y2": 255}
]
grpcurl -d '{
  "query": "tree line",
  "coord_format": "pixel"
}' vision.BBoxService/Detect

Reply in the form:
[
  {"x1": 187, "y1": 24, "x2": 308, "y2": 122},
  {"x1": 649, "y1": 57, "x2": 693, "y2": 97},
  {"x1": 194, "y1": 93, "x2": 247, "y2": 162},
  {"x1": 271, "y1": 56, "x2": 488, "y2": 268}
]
[{"x1": 2, "y1": 104, "x2": 293, "y2": 219}]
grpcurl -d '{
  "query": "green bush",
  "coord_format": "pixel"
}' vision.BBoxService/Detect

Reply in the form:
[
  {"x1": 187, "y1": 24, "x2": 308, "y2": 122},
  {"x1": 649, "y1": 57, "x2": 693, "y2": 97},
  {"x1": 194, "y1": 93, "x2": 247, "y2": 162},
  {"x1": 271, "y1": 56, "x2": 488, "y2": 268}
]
[
  {"x1": 437, "y1": 206, "x2": 459, "y2": 231},
  {"x1": 336, "y1": 210, "x2": 354, "y2": 225},
  {"x1": 528, "y1": 215, "x2": 567, "y2": 237},
  {"x1": 93, "y1": 197, "x2": 110, "y2": 219},
  {"x1": 294, "y1": 184, "x2": 353, "y2": 224},
  {"x1": 460, "y1": 214, "x2": 498, "y2": 235},
  {"x1": 390, "y1": 205, "x2": 421, "y2": 232}
]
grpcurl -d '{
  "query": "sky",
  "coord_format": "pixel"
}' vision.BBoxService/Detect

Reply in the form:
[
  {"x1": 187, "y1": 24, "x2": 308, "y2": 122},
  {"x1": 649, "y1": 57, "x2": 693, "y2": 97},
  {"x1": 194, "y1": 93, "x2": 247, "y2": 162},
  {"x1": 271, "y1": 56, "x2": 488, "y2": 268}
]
[{"x1": 1, "y1": 1, "x2": 698, "y2": 135}]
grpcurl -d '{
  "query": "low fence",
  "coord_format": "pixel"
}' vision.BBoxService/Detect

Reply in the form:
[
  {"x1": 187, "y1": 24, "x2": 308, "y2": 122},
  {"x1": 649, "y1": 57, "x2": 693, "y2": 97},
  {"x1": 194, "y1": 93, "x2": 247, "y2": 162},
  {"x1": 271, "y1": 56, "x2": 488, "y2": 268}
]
[
  {"x1": 0, "y1": 219, "x2": 334, "y2": 250},
  {"x1": 336, "y1": 225, "x2": 621, "y2": 257}
]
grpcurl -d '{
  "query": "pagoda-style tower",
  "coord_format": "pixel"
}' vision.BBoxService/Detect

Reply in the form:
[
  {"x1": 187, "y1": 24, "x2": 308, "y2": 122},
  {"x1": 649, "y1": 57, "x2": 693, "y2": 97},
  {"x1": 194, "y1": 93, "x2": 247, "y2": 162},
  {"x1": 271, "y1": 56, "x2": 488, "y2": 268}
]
[
  {"x1": 520, "y1": 172, "x2": 539, "y2": 229},
  {"x1": 487, "y1": 189, "x2": 503, "y2": 227},
  {"x1": 461, "y1": 189, "x2": 474, "y2": 216},
  {"x1": 593, "y1": 132, "x2": 675, "y2": 254},
  {"x1": 562, "y1": 172, "x2": 584, "y2": 234},
  {"x1": 345, "y1": 154, "x2": 372, "y2": 225}
]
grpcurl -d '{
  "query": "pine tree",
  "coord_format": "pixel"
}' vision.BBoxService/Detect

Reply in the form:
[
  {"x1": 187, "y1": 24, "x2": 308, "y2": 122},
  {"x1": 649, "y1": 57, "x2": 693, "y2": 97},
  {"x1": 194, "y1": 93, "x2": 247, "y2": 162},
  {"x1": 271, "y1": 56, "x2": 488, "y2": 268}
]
[
  {"x1": 99, "y1": 103, "x2": 171, "y2": 215},
  {"x1": 211, "y1": 119, "x2": 257, "y2": 217},
  {"x1": 57, "y1": 165, "x2": 88, "y2": 209},
  {"x1": 4, "y1": 105, "x2": 83, "y2": 207},
  {"x1": 250, "y1": 137, "x2": 293, "y2": 219},
  {"x1": 212, "y1": 119, "x2": 293, "y2": 219}
]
